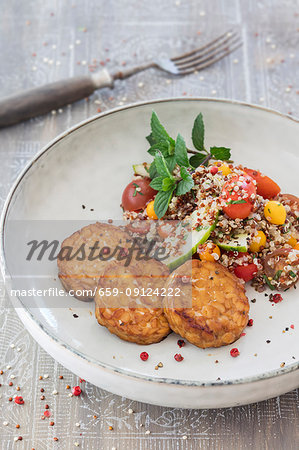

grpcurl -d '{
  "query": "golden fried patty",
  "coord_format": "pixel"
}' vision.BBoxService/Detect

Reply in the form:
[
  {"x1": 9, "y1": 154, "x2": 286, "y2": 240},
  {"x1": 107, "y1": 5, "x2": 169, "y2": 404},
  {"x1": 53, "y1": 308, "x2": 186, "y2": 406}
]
[
  {"x1": 95, "y1": 258, "x2": 171, "y2": 344},
  {"x1": 58, "y1": 222, "x2": 131, "y2": 301},
  {"x1": 164, "y1": 259, "x2": 249, "y2": 348}
]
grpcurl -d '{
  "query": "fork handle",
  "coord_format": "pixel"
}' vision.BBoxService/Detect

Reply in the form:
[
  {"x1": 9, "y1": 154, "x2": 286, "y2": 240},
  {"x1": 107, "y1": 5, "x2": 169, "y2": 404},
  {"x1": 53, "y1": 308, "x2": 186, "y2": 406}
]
[{"x1": 0, "y1": 69, "x2": 113, "y2": 128}]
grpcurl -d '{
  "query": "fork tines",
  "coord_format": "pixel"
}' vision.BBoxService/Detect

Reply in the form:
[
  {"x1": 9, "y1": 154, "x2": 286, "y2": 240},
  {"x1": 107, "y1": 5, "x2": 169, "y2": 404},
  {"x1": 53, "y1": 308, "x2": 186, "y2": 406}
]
[{"x1": 171, "y1": 30, "x2": 242, "y2": 74}]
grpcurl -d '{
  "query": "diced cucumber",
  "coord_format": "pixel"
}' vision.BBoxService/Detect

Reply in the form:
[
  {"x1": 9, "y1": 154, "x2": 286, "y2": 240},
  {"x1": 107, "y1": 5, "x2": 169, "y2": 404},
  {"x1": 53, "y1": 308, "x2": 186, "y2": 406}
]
[
  {"x1": 166, "y1": 213, "x2": 219, "y2": 271},
  {"x1": 214, "y1": 231, "x2": 249, "y2": 252},
  {"x1": 132, "y1": 163, "x2": 150, "y2": 177}
]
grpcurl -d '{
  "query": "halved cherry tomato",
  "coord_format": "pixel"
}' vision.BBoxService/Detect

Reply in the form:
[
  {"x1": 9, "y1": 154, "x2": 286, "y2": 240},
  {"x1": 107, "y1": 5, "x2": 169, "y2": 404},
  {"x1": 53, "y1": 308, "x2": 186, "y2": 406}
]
[
  {"x1": 234, "y1": 263, "x2": 258, "y2": 282},
  {"x1": 122, "y1": 178, "x2": 157, "y2": 211},
  {"x1": 244, "y1": 168, "x2": 280, "y2": 199},
  {"x1": 221, "y1": 175, "x2": 256, "y2": 219}
]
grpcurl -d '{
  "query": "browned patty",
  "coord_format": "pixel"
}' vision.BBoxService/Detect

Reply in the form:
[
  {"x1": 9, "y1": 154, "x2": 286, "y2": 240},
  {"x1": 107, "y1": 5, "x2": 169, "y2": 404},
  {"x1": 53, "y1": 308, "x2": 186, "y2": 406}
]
[
  {"x1": 58, "y1": 222, "x2": 132, "y2": 301},
  {"x1": 164, "y1": 259, "x2": 249, "y2": 348},
  {"x1": 95, "y1": 258, "x2": 171, "y2": 344}
]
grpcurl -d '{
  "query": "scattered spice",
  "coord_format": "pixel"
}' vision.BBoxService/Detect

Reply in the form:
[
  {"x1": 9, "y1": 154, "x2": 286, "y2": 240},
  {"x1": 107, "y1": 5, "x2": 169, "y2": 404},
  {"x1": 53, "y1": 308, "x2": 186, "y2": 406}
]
[
  {"x1": 280, "y1": 362, "x2": 285, "y2": 368},
  {"x1": 59, "y1": 375, "x2": 63, "y2": 379},
  {"x1": 16, "y1": 424, "x2": 20, "y2": 429},
  {"x1": 50, "y1": 421, "x2": 55, "y2": 426},
  {"x1": 14, "y1": 396, "x2": 24, "y2": 405},
  {"x1": 247, "y1": 319, "x2": 254, "y2": 327},
  {"x1": 72, "y1": 386, "x2": 82, "y2": 396},
  {"x1": 177, "y1": 339, "x2": 185, "y2": 348},
  {"x1": 174, "y1": 353, "x2": 184, "y2": 362},
  {"x1": 230, "y1": 348, "x2": 240, "y2": 357},
  {"x1": 272, "y1": 293, "x2": 283, "y2": 303},
  {"x1": 108, "y1": 426, "x2": 113, "y2": 431},
  {"x1": 140, "y1": 352, "x2": 149, "y2": 361},
  {"x1": 44, "y1": 410, "x2": 51, "y2": 417}
]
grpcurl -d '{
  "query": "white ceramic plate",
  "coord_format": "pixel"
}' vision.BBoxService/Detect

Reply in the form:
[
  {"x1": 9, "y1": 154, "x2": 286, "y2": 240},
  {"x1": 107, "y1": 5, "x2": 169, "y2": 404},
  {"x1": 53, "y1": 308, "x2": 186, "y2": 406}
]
[{"x1": 1, "y1": 99, "x2": 299, "y2": 408}]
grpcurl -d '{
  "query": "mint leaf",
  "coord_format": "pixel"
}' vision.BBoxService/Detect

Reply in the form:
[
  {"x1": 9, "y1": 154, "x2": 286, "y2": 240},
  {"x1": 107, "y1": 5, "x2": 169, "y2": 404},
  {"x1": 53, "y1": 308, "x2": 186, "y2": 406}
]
[
  {"x1": 210, "y1": 146, "x2": 231, "y2": 161},
  {"x1": 154, "y1": 152, "x2": 172, "y2": 178},
  {"x1": 165, "y1": 155, "x2": 176, "y2": 172},
  {"x1": 149, "y1": 161, "x2": 158, "y2": 179},
  {"x1": 189, "y1": 152, "x2": 207, "y2": 168},
  {"x1": 176, "y1": 167, "x2": 194, "y2": 196},
  {"x1": 150, "y1": 176, "x2": 164, "y2": 190},
  {"x1": 174, "y1": 134, "x2": 189, "y2": 167},
  {"x1": 180, "y1": 166, "x2": 191, "y2": 180},
  {"x1": 150, "y1": 111, "x2": 175, "y2": 146},
  {"x1": 162, "y1": 177, "x2": 175, "y2": 192},
  {"x1": 192, "y1": 113, "x2": 205, "y2": 151},
  {"x1": 146, "y1": 133, "x2": 156, "y2": 146},
  {"x1": 154, "y1": 189, "x2": 174, "y2": 219},
  {"x1": 148, "y1": 141, "x2": 170, "y2": 157}
]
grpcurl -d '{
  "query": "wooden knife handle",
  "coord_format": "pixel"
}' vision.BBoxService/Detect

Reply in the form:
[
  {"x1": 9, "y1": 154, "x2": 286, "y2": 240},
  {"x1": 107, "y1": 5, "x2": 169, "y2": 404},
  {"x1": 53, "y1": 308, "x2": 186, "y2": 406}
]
[{"x1": 0, "y1": 70, "x2": 113, "y2": 128}]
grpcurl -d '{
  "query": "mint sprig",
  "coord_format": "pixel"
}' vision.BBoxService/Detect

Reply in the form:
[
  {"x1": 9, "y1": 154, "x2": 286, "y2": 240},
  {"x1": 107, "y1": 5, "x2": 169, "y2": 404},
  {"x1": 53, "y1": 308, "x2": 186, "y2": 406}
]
[{"x1": 144, "y1": 111, "x2": 232, "y2": 218}]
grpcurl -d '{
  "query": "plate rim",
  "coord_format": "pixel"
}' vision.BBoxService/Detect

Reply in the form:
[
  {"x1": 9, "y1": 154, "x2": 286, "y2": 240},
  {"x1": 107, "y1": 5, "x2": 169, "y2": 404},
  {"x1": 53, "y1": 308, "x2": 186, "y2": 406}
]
[{"x1": 1, "y1": 97, "x2": 299, "y2": 388}]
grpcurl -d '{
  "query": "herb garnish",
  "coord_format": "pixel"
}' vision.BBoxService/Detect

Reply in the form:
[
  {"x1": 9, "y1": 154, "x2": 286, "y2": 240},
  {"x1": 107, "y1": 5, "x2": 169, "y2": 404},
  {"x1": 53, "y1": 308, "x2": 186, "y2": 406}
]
[
  {"x1": 146, "y1": 111, "x2": 231, "y2": 218},
  {"x1": 274, "y1": 270, "x2": 282, "y2": 280},
  {"x1": 229, "y1": 199, "x2": 247, "y2": 205},
  {"x1": 263, "y1": 274, "x2": 275, "y2": 290},
  {"x1": 132, "y1": 182, "x2": 144, "y2": 197}
]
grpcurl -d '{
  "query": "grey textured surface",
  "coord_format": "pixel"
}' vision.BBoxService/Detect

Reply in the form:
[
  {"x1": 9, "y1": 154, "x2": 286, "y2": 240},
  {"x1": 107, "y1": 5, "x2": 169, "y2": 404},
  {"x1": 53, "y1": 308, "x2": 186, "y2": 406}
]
[{"x1": 0, "y1": 0, "x2": 298, "y2": 448}]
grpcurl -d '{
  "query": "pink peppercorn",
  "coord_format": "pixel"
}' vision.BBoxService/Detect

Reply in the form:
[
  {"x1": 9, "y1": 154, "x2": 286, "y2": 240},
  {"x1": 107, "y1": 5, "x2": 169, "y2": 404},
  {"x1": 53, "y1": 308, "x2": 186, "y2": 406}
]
[
  {"x1": 290, "y1": 324, "x2": 294, "y2": 329},
  {"x1": 177, "y1": 339, "x2": 185, "y2": 348},
  {"x1": 72, "y1": 386, "x2": 82, "y2": 396},
  {"x1": 140, "y1": 352, "x2": 149, "y2": 361},
  {"x1": 230, "y1": 348, "x2": 240, "y2": 357},
  {"x1": 247, "y1": 319, "x2": 254, "y2": 327},
  {"x1": 272, "y1": 293, "x2": 283, "y2": 303},
  {"x1": 209, "y1": 166, "x2": 218, "y2": 175},
  {"x1": 44, "y1": 410, "x2": 51, "y2": 417},
  {"x1": 14, "y1": 396, "x2": 24, "y2": 405},
  {"x1": 174, "y1": 353, "x2": 184, "y2": 362}
]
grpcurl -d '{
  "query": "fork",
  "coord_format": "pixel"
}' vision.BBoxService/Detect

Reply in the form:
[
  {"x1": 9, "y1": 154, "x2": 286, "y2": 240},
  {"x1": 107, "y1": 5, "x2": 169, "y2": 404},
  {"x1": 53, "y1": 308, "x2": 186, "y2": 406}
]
[{"x1": 0, "y1": 30, "x2": 241, "y2": 128}]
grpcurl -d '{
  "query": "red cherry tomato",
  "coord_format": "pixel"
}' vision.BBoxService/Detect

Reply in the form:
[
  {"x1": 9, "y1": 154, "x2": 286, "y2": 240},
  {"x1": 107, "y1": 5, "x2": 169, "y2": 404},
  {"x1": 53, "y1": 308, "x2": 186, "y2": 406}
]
[
  {"x1": 244, "y1": 168, "x2": 280, "y2": 199},
  {"x1": 221, "y1": 175, "x2": 256, "y2": 219},
  {"x1": 234, "y1": 263, "x2": 258, "y2": 282},
  {"x1": 121, "y1": 178, "x2": 157, "y2": 211}
]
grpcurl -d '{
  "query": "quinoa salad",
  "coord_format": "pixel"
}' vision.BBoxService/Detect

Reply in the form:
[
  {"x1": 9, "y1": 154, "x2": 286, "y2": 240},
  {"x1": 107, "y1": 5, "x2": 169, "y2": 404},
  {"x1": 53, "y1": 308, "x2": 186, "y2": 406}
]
[{"x1": 121, "y1": 112, "x2": 299, "y2": 293}]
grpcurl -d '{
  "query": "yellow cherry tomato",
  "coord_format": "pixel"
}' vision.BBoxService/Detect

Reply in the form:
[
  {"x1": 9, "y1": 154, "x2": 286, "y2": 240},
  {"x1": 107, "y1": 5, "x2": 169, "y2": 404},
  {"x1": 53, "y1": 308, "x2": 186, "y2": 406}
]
[
  {"x1": 249, "y1": 230, "x2": 267, "y2": 253},
  {"x1": 198, "y1": 243, "x2": 221, "y2": 262},
  {"x1": 146, "y1": 200, "x2": 158, "y2": 220},
  {"x1": 218, "y1": 163, "x2": 232, "y2": 176},
  {"x1": 287, "y1": 236, "x2": 297, "y2": 247},
  {"x1": 294, "y1": 243, "x2": 299, "y2": 251},
  {"x1": 264, "y1": 200, "x2": 286, "y2": 225}
]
